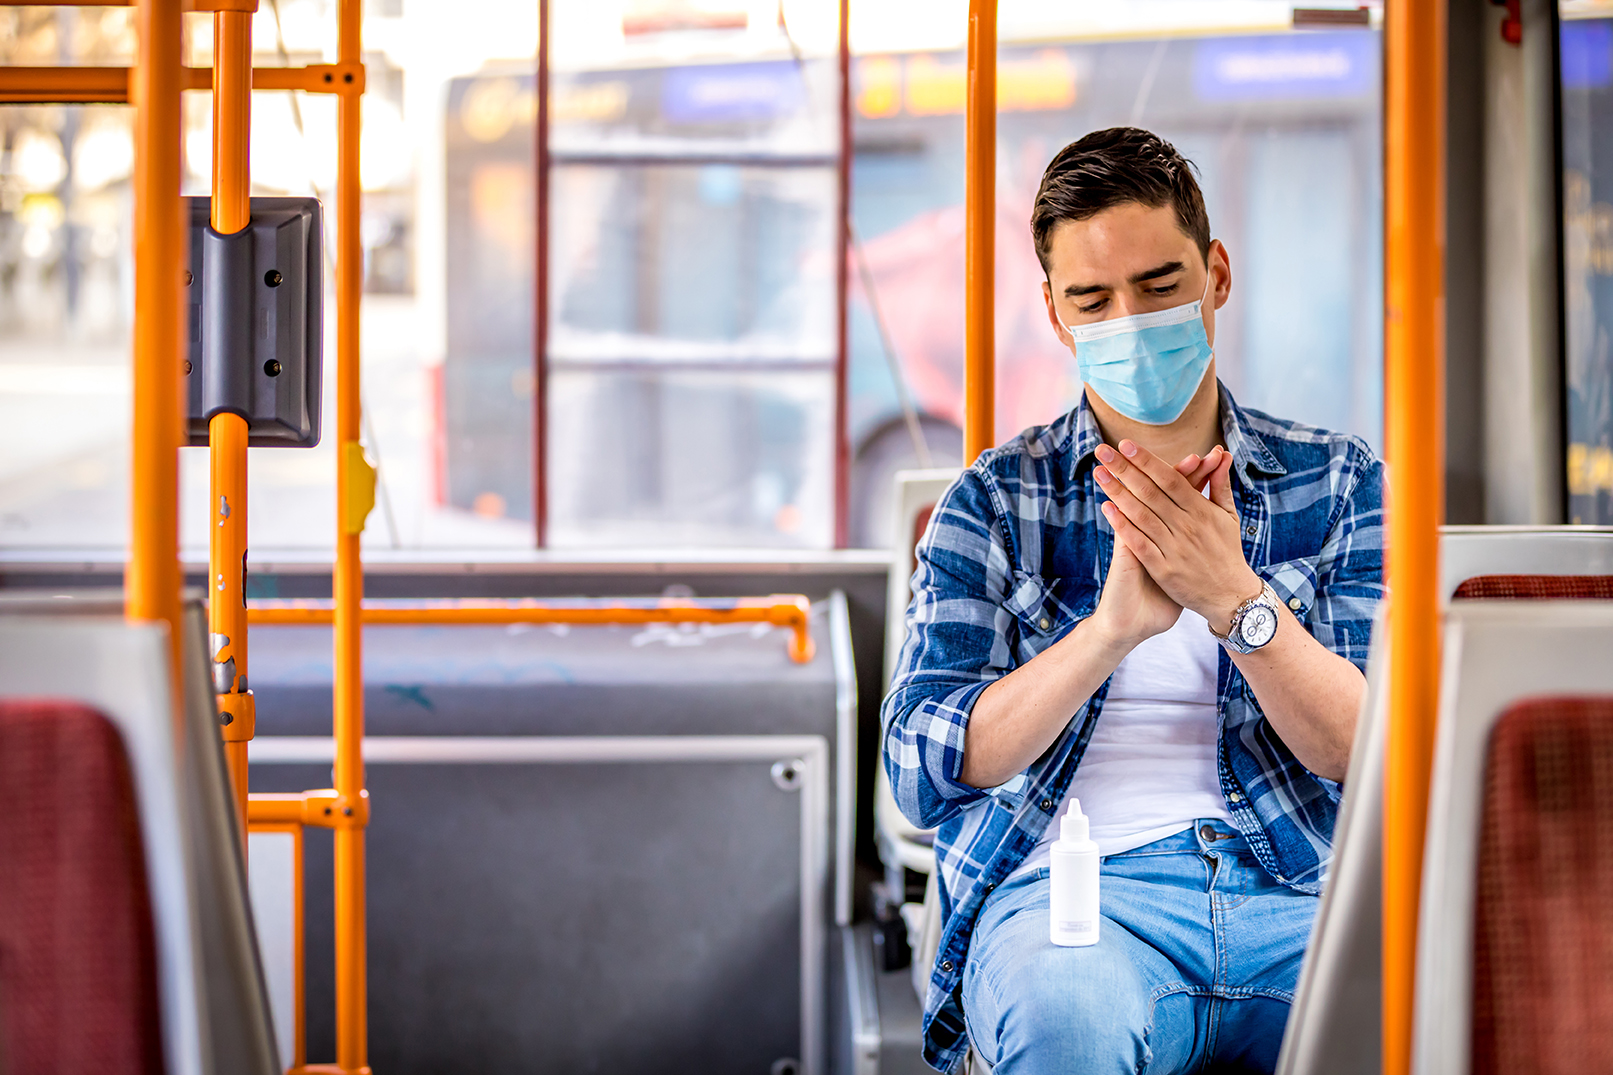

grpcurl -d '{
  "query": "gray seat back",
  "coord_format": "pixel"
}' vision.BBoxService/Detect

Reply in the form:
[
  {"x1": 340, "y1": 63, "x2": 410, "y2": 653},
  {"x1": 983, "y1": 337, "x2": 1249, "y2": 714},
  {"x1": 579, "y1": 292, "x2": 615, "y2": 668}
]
[
  {"x1": 1276, "y1": 609, "x2": 1388, "y2": 1075},
  {"x1": 1279, "y1": 527, "x2": 1613, "y2": 1075},
  {"x1": 1440, "y1": 525, "x2": 1613, "y2": 598},
  {"x1": 0, "y1": 598, "x2": 280, "y2": 1075}
]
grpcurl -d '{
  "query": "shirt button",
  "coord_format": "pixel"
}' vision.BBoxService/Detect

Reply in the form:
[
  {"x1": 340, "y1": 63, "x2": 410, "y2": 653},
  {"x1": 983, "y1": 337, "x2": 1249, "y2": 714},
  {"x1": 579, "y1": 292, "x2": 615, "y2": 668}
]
[
  {"x1": 941, "y1": 960, "x2": 954, "y2": 972},
  {"x1": 1289, "y1": 597, "x2": 1303, "y2": 610},
  {"x1": 1245, "y1": 524, "x2": 1258, "y2": 536},
  {"x1": 1040, "y1": 798, "x2": 1054, "y2": 810},
  {"x1": 1229, "y1": 791, "x2": 1243, "y2": 803},
  {"x1": 1038, "y1": 616, "x2": 1051, "y2": 631}
]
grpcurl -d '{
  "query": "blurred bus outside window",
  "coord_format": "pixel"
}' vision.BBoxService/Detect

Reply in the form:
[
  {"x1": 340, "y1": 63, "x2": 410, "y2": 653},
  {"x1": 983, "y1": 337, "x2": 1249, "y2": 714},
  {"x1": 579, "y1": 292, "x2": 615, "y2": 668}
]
[
  {"x1": 1562, "y1": 1, "x2": 1613, "y2": 524},
  {"x1": 1, "y1": 0, "x2": 1386, "y2": 556}
]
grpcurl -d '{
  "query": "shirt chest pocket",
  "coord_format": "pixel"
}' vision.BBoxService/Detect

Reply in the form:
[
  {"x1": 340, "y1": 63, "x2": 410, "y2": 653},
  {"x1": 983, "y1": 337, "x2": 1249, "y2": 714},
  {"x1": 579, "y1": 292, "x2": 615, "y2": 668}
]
[
  {"x1": 1259, "y1": 556, "x2": 1321, "y2": 619},
  {"x1": 1001, "y1": 570, "x2": 1095, "y2": 662}
]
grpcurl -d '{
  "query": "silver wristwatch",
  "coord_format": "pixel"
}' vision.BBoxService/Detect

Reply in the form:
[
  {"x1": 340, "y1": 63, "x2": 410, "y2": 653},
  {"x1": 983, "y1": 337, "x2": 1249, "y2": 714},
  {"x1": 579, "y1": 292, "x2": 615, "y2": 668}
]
[{"x1": 1211, "y1": 581, "x2": 1282, "y2": 654}]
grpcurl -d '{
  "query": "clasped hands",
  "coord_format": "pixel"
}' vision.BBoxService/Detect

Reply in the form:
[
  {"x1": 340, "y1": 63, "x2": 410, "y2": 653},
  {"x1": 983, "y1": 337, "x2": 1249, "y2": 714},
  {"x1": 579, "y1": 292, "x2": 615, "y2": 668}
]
[{"x1": 1087, "y1": 439, "x2": 1264, "y2": 653}]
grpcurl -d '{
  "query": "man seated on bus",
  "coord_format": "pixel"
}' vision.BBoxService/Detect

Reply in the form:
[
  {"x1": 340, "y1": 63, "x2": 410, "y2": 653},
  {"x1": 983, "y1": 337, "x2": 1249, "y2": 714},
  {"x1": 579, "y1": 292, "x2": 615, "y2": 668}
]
[{"x1": 881, "y1": 126, "x2": 1384, "y2": 1075}]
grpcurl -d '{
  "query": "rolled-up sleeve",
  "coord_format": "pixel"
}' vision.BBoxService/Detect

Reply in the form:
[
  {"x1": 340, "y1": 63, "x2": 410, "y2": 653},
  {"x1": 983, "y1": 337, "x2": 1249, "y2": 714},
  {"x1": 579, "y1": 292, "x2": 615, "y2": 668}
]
[
  {"x1": 880, "y1": 469, "x2": 1016, "y2": 829},
  {"x1": 1311, "y1": 445, "x2": 1387, "y2": 672}
]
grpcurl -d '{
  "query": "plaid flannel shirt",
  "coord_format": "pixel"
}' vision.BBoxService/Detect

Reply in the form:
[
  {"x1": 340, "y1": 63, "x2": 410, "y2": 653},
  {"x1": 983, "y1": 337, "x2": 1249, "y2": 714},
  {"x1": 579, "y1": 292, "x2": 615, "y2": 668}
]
[{"x1": 881, "y1": 383, "x2": 1385, "y2": 1073}]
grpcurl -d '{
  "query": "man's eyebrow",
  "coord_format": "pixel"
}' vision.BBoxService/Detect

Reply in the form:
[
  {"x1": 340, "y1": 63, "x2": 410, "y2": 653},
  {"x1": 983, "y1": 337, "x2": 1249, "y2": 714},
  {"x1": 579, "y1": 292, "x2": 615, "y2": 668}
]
[
  {"x1": 1062, "y1": 260, "x2": 1189, "y2": 297},
  {"x1": 1128, "y1": 260, "x2": 1187, "y2": 284}
]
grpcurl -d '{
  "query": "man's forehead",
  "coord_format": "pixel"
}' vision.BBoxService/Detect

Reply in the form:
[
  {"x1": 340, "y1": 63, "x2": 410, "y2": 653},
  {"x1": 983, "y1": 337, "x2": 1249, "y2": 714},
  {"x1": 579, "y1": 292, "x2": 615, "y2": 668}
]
[{"x1": 1044, "y1": 202, "x2": 1197, "y2": 282}]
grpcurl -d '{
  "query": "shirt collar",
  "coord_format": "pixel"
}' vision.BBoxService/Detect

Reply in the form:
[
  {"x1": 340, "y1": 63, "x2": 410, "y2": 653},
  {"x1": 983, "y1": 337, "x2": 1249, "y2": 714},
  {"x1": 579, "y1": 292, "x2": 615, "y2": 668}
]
[
  {"x1": 1217, "y1": 383, "x2": 1287, "y2": 485},
  {"x1": 1067, "y1": 380, "x2": 1288, "y2": 486}
]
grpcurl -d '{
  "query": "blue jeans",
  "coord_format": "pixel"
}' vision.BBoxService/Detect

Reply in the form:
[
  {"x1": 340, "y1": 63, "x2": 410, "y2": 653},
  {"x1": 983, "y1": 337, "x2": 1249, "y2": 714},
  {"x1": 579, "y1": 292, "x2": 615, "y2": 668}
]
[{"x1": 960, "y1": 820, "x2": 1316, "y2": 1074}]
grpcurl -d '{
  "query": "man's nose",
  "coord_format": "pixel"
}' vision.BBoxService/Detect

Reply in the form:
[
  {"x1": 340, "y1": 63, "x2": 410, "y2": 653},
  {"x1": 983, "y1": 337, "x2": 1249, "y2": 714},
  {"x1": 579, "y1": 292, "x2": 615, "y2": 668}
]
[{"x1": 1108, "y1": 296, "x2": 1142, "y2": 320}]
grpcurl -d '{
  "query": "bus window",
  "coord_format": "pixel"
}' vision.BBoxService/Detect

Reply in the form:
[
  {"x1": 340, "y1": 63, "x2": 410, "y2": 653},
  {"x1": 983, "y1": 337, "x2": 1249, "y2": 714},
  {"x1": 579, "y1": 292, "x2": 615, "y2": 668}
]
[
  {"x1": 3, "y1": 2, "x2": 1387, "y2": 554},
  {"x1": 846, "y1": 22, "x2": 1382, "y2": 544},
  {"x1": 444, "y1": 8, "x2": 843, "y2": 547},
  {"x1": 1562, "y1": 7, "x2": 1613, "y2": 524},
  {"x1": 0, "y1": 6, "x2": 138, "y2": 551}
]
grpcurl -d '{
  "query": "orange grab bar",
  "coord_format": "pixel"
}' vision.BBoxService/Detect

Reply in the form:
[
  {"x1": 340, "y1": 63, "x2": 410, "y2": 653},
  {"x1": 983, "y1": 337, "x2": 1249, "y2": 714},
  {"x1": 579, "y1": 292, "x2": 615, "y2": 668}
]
[
  {"x1": 11, "y1": 0, "x2": 260, "y2": 9},
  {"x1": 330, "y1": 0, "x2": 368, "y2": 1067},
  {"x1": 211, "y1": 3, "x2": 255, "y2": 846},
  {"x1": 244, "y1": 597, "x2": 818, "y2": 664},
  {"x1": 1383, "y1": 1, "x2": 1446, "y2": 1074},
  {"x1": 963, "y1": 0, "x2": 997, "y2": 465},
  {"x1": 0, "y1": 63, "x2": 365, "y2": 104},
  {"x1": 126, "y1": 0, "x2": 184, "y2": 692}
]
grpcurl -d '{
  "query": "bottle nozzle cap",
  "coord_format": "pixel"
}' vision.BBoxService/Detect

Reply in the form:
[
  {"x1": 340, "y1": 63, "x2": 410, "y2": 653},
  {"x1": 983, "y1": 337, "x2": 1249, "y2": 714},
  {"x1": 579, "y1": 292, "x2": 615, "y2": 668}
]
[{"x1": 1061, "y1": 798, "x2": 1090, "y2": 842}]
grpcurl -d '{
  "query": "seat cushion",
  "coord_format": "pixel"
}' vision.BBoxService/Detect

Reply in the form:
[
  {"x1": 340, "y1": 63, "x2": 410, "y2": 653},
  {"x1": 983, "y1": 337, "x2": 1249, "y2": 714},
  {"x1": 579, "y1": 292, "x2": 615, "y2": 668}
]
[
  {"x1": 1472, "y1": 695, "x2": 1613, "y2": 1075},
  {"x1": 0, "y1": 699, "x2": 165, "y2": 1075}
]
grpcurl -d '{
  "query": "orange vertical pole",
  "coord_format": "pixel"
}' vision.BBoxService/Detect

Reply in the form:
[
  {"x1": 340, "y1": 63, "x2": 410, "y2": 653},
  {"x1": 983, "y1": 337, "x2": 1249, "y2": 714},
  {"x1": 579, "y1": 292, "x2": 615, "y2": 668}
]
[
  {"x1": 1383, "y1": 1, "x2": 1446, "y2": 1074},
  {"x1": 128, "y1": 0, "x2": 185, "y2": 690},
  {"x1": 210, "y1": 5, "x2": 255, "y2": 843},
  {"x1": 963, "y1": 0, "x2": 996, "y2": 464},
  {"x1": 333, "y1": 0, "x2": 370, "y2": 1067}
]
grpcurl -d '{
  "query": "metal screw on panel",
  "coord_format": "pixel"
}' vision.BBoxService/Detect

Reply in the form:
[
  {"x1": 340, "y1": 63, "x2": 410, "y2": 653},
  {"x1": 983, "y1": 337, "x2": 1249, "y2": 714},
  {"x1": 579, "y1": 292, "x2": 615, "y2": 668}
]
[
  {"x1": 770, "y1": 759, "x2": 803, "y2": 792},
  {"x1": 265, "y1": 269, "x2": 283, "y2": 287},
  {"x1": 343, "y1": 807, "x2": 353, "y2": 816},
  {"x1": 183, "y1": 360, "x2": 193, "y2": 375},
  {"x1": 264, "y1": 360, "x2": 283, "y2": 377}
]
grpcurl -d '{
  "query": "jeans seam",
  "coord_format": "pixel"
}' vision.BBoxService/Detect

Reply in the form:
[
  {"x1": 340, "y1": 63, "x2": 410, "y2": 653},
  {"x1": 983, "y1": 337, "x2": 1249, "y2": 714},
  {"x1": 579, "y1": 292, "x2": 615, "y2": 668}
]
[{"x1": 1141, "y1": 986, "x2": 1191, "y2": 1075}]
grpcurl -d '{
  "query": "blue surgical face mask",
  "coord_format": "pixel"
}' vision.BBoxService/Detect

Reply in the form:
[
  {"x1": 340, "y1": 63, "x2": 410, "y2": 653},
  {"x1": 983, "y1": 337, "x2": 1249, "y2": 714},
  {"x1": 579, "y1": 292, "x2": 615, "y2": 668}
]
[{"x1": 1065, "y1": 271, "x2": 1214, "y2": 426}]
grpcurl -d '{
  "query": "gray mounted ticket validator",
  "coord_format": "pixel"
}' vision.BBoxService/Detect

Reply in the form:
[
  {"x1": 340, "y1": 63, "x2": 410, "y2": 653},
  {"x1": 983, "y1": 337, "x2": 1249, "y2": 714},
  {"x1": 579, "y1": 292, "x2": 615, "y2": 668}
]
[{"x1": 184, "y1": 197, "x2": 323, "y2": 448}]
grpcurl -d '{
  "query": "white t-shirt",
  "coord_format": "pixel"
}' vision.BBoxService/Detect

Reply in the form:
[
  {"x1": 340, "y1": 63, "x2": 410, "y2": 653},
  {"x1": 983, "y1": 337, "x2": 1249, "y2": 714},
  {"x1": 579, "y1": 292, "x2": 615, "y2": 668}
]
[{"x1": 1011, "y1": 606, "x2": 1234, "y2": 877}]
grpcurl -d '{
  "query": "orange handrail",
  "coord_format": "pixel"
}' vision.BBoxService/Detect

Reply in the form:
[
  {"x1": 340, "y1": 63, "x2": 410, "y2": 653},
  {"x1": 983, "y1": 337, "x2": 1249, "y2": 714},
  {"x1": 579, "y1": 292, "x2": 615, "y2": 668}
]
[
  {"x1": 330, "y1": 0, "x2": 370, "y2": 1067},
  {"x1": 0, "y1": 63, "x2": 365, "y2": 104},
  {"x1": 210, "y1": 3, "x2": 255, "y2": 844},
  {"x1": 245, "y1": 596, "x2": 818, "y2": 664},
  {"x1": 1383, "y1": 2, "x2": 1447, "y2": 1075},
  {"x1": 963, "y1": 0, "x2": 996, "y2": 465},
  {"x1": 126, "y1": 0, "x2": 184, "y2": 692}
]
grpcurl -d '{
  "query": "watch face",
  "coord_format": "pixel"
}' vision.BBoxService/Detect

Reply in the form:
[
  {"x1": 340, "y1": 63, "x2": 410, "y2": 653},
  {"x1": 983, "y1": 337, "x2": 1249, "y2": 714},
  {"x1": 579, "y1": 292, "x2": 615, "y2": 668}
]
[{"x1": 1239, "y1": 605, "x2": 1279, "y2": 648}]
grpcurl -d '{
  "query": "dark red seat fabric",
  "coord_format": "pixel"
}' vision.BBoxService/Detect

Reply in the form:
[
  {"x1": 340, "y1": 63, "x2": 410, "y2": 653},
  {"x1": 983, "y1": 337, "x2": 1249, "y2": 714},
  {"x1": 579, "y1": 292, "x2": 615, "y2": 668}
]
[
  {"x1": 0, "y1": 699, "x2": 165, "y2": 1075},
  {"x1": 1453, "y1": 574, "x2": 1613, "y2": 600},
  {"x1": 1472, "y1": 696, "x2": 1613, "y2": 1075}
]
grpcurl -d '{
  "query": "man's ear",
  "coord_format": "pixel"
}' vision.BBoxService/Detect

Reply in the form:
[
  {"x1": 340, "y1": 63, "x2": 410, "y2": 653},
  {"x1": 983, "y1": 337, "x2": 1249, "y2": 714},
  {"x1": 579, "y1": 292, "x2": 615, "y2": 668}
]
[
  {"x1": 1042, "y1": 279, "x2": 1075, "y2": 351},
  {"x1": 1209, "y1": 239, "x2": 1233, "y2": 311}
]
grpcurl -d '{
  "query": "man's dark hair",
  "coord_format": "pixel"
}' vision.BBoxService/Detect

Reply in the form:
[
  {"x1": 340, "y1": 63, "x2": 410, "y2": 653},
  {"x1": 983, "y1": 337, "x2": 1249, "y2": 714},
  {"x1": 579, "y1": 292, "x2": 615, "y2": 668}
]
[{"x1": 1030, "y1": 127, "x2": 1212, "y2": 274}]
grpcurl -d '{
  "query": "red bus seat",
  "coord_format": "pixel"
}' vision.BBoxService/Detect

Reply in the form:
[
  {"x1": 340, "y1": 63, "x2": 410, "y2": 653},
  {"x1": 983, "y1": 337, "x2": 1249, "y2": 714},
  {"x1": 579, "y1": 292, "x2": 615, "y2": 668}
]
[
  {"x1": 1471, "y1": 696, "x2": 1613, "y2": 1075},
  {"x1": 0, "y1": 603, "x2": 280, "y2": 1075},
  {"x1": 1415, "y1": 602, "x2": 1613, "y2": 1074},
  {"x1": 0, "y1": 699, "x2": 165, "y2": 1075}
]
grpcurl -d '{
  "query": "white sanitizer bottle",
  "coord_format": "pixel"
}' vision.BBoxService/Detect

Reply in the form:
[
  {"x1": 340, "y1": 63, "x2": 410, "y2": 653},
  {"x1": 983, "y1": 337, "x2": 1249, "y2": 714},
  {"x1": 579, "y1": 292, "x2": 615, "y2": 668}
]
[{"x1": 1049, "y1": 797, "x2": 1100, "y2": 947}]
